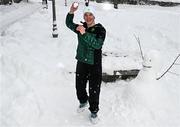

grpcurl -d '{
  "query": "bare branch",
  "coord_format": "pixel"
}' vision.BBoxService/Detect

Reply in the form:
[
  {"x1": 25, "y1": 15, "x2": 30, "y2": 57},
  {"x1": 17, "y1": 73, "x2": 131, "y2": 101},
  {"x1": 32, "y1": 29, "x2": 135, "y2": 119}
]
[
  {"x1": 157, "y1": 54, "x2": 180, "y2": 80},
  {"x1": 134, "y1": 34, "x2": 144, "y2": 61}
]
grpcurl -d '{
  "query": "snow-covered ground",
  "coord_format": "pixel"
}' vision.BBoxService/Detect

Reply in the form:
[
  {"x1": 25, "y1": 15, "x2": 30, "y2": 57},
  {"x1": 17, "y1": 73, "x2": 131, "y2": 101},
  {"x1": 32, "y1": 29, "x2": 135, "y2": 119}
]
[
  {"x1": 0, "y1": 0, "x2": 180, "y2": 127},
  {"x1": 0, "y1": 2, "x2": 41, "y2": 35}
]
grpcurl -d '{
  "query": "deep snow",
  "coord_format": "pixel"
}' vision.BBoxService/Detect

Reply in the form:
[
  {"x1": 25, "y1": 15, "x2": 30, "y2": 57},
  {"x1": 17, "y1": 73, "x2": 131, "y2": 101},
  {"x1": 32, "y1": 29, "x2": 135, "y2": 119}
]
[{"x1": 0, "y1": 0, "x2": 180, "y2": 127}]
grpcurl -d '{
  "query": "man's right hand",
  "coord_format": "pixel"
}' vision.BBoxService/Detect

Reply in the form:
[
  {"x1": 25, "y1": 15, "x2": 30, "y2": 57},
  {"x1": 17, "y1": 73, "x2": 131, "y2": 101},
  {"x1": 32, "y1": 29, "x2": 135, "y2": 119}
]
[{"x1": 69, "y1": 2, "x2": 79, "y2": 14}]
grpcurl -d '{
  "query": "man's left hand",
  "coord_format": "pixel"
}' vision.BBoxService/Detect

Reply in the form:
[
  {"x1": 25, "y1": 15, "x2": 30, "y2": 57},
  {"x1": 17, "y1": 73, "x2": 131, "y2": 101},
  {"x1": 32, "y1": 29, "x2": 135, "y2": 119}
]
[{"x1": 76, "y1": 25, "x2": 86, "y2": 35}]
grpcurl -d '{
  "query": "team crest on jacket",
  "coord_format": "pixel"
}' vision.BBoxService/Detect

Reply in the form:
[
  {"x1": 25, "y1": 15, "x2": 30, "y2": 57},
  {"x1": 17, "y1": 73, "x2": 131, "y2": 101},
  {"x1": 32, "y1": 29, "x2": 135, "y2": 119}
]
[{"x1": 91, "y1": 28, "x2": 95, "y2": 32}]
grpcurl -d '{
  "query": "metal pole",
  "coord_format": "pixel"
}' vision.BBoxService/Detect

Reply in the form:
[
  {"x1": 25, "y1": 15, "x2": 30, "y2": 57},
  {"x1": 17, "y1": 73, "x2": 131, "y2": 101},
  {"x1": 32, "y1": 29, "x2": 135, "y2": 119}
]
[{"x1": 52, "y1": 0, "x2": 58, "y2": 38}]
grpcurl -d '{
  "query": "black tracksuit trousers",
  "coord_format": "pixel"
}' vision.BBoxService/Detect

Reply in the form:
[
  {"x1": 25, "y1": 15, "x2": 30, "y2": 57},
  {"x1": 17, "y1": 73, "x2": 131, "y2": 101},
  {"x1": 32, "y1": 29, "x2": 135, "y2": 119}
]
[{"x1": 76, "y1": 61, "x2": 102, "y2": 113}]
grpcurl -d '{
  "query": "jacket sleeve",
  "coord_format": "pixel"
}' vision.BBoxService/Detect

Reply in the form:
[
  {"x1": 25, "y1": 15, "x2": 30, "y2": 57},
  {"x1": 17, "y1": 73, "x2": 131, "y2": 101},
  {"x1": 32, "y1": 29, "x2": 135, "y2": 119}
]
[
  {"x1": 79, "y1": 27, "x2": 106, "y2": 49},
  {"x1": 65, "y1": 13, "x2": 78, "y2": 33}
]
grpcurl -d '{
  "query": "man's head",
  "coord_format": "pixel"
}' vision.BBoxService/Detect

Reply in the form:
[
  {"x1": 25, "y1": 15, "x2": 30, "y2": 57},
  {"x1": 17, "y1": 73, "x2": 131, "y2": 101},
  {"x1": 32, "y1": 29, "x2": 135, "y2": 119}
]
[{"x1": 83, "y1": 6, "x2": 95, "y2": 27}]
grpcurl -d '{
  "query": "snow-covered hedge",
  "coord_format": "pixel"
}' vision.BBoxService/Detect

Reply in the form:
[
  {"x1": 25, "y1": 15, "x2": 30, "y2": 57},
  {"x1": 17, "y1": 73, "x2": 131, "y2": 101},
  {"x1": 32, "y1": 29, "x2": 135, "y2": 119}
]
[
  {"x1": 95, "y1": 0, "x2": 180, "y2": 6},
  {"x1": 0, "y1": 0, "x2": 22, "y2": 5}
]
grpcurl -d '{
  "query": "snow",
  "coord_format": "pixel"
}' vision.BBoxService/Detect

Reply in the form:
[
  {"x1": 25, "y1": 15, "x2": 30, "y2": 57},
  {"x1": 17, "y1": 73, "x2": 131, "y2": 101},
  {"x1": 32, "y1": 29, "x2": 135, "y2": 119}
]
[
  {"x1": 0, "y1": 0, "x2": 180, "y2": 127},
  {"x1": 152, "y1": 0, "x2": 180, "y2": 2}
]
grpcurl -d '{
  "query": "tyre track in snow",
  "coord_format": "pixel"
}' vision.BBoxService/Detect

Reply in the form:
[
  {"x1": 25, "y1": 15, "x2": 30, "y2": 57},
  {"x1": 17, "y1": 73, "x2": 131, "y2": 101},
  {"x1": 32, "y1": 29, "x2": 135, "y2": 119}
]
[{"x1": 0, "y1": 3, "x2": 41, "y2": 36}]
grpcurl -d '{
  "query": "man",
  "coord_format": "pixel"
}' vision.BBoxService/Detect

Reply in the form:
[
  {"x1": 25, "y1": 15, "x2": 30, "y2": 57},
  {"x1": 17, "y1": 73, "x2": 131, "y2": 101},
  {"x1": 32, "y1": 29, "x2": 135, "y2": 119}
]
[
  {"x1": 85, "y1": 0, "x2": 89, "y2": 6},
  {"x1": 42, "y1": 0, "x2": 48, "y2": 9},
  {"x1": 66, "y1": 3, "x2": 106, "y2": 123}
]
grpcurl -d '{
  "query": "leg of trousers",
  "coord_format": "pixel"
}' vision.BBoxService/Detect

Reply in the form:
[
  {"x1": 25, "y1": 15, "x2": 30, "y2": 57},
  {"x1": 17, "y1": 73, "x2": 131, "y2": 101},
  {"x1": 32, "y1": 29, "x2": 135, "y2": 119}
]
[
  {"x1": 76, "y1": 61, "x2": 89, "y2": 104},
  {"x1": 88, "y1": 63, "x2": 102, "y2": 113}
]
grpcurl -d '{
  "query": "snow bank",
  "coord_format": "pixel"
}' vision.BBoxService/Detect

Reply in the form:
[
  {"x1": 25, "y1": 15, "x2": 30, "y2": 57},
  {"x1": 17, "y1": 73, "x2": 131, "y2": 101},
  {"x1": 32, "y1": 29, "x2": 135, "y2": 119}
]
[{"x1": 0, "y1": 0, "x2": 180, "y2": 127}]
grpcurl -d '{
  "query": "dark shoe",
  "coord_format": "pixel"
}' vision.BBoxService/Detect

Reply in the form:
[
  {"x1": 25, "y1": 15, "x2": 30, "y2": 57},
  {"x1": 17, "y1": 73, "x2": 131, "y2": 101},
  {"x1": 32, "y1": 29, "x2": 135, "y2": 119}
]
[
  {"x1": 77, "y1": 102, "x2": 88, "y2": 113},
  {"x1": 89, "y1": 113, "x2": 99, "y2": 124},
  {"x1": 91, "y1": 113, "x2": 97, "y2": 118}
]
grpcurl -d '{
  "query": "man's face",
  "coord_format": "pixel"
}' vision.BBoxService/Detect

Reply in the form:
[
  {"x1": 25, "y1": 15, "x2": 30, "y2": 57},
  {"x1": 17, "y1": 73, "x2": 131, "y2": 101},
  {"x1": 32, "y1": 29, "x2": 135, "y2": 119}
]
[{"x1": 84, "y1": 12, "x2": 95, "y2": 26}]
